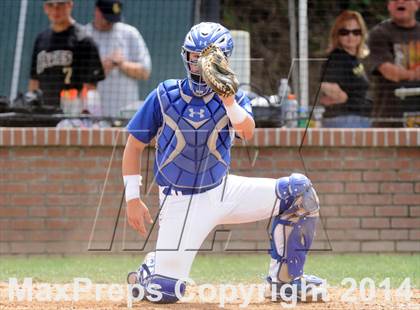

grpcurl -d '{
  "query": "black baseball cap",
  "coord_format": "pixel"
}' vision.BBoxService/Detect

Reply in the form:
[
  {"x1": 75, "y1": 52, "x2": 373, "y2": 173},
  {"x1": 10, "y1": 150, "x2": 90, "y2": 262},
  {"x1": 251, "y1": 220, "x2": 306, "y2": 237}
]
[{"x1": 96, "y1": 0, "x2": 122, "y2": 23}]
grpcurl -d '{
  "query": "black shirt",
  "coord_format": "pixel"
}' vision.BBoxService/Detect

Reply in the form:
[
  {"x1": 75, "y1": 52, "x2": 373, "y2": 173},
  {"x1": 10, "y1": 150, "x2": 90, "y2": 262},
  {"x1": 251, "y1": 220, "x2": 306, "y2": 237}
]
[
  {"x1": 30, "y1": 23, "x2": 105, "y2": 109},
  {"x1": 368, "y1": 20, "x2": 420, "y2": 127},
  {"x1": 321, "y1": 48, "x2": 370, "y2": 118}
]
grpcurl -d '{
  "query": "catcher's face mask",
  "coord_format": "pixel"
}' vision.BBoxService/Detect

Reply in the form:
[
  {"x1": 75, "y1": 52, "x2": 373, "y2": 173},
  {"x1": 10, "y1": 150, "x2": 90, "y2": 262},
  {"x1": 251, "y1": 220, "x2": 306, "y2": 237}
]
[
  {"x1": 181, "y1": 49, "x2": 211, "y2": 97},
  {"x1": 181, "y1": 22, "x2": 234, "y2": 97}
]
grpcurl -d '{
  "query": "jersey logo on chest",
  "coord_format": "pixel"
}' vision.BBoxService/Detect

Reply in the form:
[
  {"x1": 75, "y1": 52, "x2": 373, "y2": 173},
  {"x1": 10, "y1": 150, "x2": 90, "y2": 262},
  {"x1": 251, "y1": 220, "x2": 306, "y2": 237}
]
[
  {"x1": 188, "y1": 108, "x2": 205, "y2": 119},
  {"x1": 37, "y1": 50, "x2": 73, "y2": 74},
  {"x1": 183, "y1": 106, "x2": 211, "y2": 129}
]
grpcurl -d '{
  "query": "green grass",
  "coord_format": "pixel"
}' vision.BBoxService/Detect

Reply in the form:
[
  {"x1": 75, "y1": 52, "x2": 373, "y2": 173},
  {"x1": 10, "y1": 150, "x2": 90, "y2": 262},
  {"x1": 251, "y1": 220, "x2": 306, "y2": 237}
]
[{"x1": 0, "y1": 254, "x2": 418, "y2": 288}]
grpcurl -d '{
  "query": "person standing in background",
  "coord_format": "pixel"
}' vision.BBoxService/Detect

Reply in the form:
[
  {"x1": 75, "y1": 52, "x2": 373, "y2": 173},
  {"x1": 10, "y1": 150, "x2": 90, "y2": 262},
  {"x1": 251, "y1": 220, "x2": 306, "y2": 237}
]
[
  {"x1": 29, "y1": 0, "x2": 105, "y2": 111},
  {"x1": 85, "y1": 0, "x2": 152, "y2": 118},
  {"x1": 417, "y1": 0, "x2": 420, "y2": 21},
  {"x1": 368, "y1": 0, "x2": 420, "y2": 127},
  {"x1": 320, "y1": 10, "x2": 371, "y2": 128}
]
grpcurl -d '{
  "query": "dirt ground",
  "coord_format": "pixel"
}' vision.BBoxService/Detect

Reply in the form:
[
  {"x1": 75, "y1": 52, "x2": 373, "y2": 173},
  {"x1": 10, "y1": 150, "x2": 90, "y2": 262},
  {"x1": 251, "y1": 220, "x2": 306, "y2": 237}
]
[{"x1": 1, "y1": 283, "x2": 419, "y2": 310}]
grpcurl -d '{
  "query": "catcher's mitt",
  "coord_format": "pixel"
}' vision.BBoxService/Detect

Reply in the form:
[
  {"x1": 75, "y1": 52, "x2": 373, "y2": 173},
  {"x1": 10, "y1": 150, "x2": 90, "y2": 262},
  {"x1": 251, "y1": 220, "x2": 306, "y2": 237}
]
[{"x1": 197, "y1": 44, "x2": 239, "y2": 97}]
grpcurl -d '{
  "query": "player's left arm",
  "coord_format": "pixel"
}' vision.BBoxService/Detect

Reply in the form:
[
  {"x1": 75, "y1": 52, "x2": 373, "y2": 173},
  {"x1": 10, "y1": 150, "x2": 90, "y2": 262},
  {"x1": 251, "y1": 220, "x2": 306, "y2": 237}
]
[{"x1": 221, "y1": 94, "x2": 255, "y2": 141}]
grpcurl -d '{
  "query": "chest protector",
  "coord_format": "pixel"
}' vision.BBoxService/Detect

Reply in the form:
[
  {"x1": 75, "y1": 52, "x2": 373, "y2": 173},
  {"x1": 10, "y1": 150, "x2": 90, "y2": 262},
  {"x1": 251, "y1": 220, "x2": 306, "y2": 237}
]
[{"x1": 155, "y1": 79, "x2": 234, "y2": 190}]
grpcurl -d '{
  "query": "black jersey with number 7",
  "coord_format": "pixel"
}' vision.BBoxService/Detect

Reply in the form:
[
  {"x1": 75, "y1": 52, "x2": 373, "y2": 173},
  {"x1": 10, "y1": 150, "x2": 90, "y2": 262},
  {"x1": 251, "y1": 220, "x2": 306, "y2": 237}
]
[{"x1": 30, "y1": 23, "x2": 105, "y2": 109}]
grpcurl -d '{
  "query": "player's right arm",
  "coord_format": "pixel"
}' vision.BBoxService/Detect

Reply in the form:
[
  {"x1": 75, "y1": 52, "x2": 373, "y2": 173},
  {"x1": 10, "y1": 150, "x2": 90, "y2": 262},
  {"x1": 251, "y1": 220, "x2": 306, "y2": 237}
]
[
  {"x1": 29, "y1": 35, "x2": 40, "y2": 91},
  {"x1": 122, "y1": 135, "x2": 153, "y2": 237},
  {"x1": 122, "y1": 88, "x2": 162, "y2": 236}
]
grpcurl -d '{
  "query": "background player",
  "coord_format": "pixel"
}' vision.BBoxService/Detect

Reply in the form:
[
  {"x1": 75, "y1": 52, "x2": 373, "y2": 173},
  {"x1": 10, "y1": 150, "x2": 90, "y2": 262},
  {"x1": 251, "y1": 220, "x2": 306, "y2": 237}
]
[
  {"x1": 29, "y1": 0, "x2": 105, "y2": 111},
  {"x1": 85, "y1": 0, "x2": 152, "y2": 118},
  {"x1": 122, "y1": 22, "x2": 323, "y2": 303}
]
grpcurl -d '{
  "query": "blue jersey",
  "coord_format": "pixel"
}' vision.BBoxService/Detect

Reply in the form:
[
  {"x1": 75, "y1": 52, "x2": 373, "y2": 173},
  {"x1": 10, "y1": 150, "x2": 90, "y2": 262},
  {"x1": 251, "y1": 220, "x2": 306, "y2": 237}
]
[{"x1": 127, "y1": 79, "x2": 252, "y2": 190}]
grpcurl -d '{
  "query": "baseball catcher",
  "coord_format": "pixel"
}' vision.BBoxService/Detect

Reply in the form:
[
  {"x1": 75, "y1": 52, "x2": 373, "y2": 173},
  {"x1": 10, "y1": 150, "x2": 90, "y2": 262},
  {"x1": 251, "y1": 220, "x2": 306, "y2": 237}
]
[{"x1": 122, "y1": 22, "x2": 323, "y2": 304}]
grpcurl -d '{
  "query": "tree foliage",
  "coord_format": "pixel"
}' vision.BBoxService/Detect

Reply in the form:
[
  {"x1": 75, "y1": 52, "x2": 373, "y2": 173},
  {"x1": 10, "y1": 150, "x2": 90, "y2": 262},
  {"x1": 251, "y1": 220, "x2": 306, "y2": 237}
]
[{"x1": 221, "y1": 0, "x2": 389, "y2": 94}]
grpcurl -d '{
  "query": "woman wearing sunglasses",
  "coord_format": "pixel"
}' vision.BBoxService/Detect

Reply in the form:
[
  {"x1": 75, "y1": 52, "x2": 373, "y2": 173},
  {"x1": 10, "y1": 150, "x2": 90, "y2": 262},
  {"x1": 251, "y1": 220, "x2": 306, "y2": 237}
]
[{"x1": 320, "y1": 10, "x2": 371, "y2": 128}]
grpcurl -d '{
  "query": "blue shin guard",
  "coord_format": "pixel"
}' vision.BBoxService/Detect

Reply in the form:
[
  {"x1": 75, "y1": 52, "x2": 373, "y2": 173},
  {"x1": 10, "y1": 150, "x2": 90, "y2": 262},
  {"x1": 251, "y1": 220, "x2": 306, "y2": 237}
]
[
  {"x1": 144, "y1": 274, "x2": 186, "y2": 303},
  {"x1": 269, "y1": 173, "x2": 321, "y2": 284}
]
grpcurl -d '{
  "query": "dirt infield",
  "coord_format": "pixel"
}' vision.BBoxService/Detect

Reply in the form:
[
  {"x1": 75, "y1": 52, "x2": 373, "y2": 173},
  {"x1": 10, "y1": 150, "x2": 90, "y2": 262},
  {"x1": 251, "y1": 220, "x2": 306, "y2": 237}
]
[{"x1": 1, "y1": 283, "x2": 419, "y2": 309}]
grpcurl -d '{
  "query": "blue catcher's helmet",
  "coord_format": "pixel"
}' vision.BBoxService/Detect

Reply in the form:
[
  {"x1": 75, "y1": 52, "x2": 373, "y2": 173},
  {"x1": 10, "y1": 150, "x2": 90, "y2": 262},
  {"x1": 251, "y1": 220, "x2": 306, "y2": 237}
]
[{"x1": 181, "y1": 22, "x2": 234, "y2": 97}]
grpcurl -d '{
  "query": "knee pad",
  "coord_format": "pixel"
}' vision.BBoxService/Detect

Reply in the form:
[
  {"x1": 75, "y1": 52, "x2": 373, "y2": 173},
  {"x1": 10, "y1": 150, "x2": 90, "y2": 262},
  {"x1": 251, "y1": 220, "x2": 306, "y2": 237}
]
[
  {"x1": 275, "y1": 173, "x2": 319, "y2": 215},
  {"x1": 145, "y1": 274, "x2": 186, "y2": 303},
  {"x1": 270, "y1": 173, "x2": 320, "y2": 282}
]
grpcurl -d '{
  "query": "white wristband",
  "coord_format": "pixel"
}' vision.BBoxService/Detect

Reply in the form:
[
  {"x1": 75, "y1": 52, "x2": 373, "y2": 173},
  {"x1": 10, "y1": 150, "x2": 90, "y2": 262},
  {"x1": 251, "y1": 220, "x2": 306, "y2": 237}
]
[
  {"x1": 123, "y1": 175, "x2": 143, "y2": 202},
  {"x1": 225, "y1": 102, "x2": 248, "y2": 124}
]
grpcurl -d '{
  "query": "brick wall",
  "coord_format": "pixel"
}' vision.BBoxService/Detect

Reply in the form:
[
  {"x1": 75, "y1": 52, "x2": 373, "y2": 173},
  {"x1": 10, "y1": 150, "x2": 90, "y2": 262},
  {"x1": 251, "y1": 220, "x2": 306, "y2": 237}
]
[{"x1": 0, "y1": 128, "x2": 419, "y2": 254}]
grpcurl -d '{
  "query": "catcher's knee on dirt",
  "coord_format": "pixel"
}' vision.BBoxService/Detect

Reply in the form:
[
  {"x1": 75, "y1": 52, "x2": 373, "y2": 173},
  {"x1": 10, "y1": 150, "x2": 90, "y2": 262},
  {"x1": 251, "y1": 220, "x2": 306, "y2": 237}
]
[
  {"x1": 269, "y1": 173, "x2": 320, "y2": 284},
  {"x1": 127, "y1": 252, "x2": 186, "y2": 303}
]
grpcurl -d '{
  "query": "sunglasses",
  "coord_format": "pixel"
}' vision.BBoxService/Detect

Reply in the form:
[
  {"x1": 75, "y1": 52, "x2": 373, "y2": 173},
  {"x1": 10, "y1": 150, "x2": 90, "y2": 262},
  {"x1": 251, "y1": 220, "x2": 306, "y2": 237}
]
[{"x1": 338, "y1": 28, "x2": 362, "y2": 36}]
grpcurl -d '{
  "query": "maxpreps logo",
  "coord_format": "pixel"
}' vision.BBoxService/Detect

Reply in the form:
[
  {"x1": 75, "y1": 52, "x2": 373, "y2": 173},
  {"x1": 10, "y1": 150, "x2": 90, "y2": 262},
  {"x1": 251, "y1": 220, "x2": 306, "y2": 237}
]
[
  {"x1": 7, "y1": 278, "x2": 134, "y2": 303},
  {"x1": 6, "y1": 277, "x2": 413, "y2": 308},
  {"x1": 6, "y1": 277, "x2": 329, "y2": 308}
]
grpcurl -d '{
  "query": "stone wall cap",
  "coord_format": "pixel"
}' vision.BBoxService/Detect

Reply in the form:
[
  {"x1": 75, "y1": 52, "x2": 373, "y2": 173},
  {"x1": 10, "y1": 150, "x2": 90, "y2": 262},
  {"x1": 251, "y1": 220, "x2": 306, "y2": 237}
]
[{"x1": 0, "y1": 128, "x2": 418, "y2": 147}]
